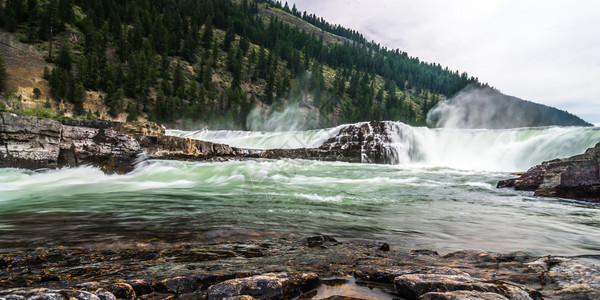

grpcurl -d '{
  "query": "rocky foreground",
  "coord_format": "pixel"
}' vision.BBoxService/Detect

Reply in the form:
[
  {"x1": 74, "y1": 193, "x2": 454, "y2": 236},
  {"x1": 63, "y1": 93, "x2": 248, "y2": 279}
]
[
  {"x1": 1, "y1": 231, "x2": 599, "y2": 300},
  {"x1": 497, "y1": 142, "x2": 600, "y2": 201}
]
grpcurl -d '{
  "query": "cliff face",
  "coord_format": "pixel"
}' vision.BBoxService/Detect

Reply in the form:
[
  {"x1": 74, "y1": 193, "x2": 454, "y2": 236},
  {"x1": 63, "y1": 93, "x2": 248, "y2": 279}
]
[
  {"x1": 0, "y1": 111, "x2": 62, "y2": 169},
  {"x1": 0, "y1": 111, "x2": 245, "y2": 174},
  {"x1": 0, "y1": 113, "x2": 407, "y2": 174}
]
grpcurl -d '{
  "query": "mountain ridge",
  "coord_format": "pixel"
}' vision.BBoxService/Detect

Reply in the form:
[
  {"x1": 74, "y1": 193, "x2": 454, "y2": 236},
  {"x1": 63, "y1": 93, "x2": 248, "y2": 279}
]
[{"x1": 0, "y1": 0, "x2": 590, "y2": 129}]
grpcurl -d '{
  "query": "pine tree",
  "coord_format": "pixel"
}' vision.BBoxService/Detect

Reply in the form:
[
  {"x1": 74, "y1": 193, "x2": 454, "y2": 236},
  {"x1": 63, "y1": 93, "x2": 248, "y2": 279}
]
[
  {"x1": 58, "y1": 43, "x2": 72, "y2": 72},
  {"x1": 222, "y1": 21, "x2": 235, "y2": 52},
  {"x1": 201, "y1": 17, "x2": 213, "y2": 49}
]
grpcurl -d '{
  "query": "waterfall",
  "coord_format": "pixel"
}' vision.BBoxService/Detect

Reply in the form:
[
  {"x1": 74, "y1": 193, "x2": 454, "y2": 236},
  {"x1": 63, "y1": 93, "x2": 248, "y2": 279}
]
[{"x1": 169, "y1": 123, "x2": 600, "y2": 172}]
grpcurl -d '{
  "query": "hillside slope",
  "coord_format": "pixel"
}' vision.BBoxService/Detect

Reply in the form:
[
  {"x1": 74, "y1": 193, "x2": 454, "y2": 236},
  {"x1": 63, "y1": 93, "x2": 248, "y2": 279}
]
[{"x1": 0, "y1": 0, "x2": 590, "y2": 129}]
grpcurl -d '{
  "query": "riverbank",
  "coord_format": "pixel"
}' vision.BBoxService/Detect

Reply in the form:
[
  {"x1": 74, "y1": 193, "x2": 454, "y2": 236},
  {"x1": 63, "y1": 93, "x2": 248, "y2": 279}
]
[{"x1": 1, "y1": 229, "x2": 598, "y2": 299}]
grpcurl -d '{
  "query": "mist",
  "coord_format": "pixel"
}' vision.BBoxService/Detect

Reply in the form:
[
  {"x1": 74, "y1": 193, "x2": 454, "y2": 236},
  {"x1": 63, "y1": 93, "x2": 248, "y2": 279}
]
[
  {"x1": 246, "y1": 103, "x2": 320, "y2": 132},
  {"x1": 426, "y1": 85, "x2": 590, "y2": 129}
]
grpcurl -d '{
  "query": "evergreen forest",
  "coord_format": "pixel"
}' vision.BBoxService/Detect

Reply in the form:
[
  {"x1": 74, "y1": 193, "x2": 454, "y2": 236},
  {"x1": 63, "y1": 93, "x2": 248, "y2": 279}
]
[{"x1": 1, "y1": 0, "x2": 486, "y2": 129}]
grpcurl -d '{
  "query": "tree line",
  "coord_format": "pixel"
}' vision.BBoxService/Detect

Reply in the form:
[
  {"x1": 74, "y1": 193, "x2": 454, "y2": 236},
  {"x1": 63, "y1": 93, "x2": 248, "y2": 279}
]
[{"x1": 0, "y1": 0, "x2": 480, "y2": 129}]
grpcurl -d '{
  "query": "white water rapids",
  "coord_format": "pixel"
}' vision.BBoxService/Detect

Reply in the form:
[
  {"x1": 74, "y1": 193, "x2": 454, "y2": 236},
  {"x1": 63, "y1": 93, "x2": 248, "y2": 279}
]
[
  {"x1": 170, "y1": 122, "x2": 600, "y2": 172},
  {"x1": 1, "y1": 122, "x2": 599, "y2": 255}
]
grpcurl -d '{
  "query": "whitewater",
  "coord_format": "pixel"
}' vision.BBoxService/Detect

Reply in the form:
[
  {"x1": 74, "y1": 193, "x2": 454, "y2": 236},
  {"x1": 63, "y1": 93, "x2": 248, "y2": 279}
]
[{"x1": 1, "y1": 122, "x2": 600, "y2": 255}]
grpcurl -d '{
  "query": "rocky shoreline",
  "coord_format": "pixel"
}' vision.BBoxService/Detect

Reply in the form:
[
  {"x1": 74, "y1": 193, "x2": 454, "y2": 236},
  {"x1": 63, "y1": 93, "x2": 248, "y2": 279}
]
[
  {"x1": 497, "y1": 142, "x2": 600, "y2": 201},
  {"x1": 1, "y1": 230, "x2": 599, "y2": 300}
]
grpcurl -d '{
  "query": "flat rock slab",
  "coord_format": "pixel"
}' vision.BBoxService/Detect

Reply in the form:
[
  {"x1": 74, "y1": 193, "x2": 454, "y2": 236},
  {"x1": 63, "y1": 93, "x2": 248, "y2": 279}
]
[
  {"x1": 0, "y1": 233, "x2": 599, "y2": 299},
  {"x1": 206, "y1": 272, "x2": 319, "y2": 299}
]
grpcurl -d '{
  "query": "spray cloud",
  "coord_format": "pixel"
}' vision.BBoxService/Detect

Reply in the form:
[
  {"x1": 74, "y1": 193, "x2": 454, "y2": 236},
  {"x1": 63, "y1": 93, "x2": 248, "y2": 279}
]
[{"x1": 427, "y1": 85, "x2": 589, "y2": 129}]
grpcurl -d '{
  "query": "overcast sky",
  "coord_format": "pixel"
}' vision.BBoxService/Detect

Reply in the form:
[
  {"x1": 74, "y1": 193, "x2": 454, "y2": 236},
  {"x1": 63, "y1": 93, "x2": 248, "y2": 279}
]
[{"x1": 287, "y1": 0, "x2": 600, "y2": 123}]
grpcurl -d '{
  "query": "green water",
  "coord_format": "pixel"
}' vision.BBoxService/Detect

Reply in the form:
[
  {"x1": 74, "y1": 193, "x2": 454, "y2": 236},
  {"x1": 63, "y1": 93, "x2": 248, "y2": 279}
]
[{"x1": 1, "y1": 124, "x2": 600, "y2": 255}]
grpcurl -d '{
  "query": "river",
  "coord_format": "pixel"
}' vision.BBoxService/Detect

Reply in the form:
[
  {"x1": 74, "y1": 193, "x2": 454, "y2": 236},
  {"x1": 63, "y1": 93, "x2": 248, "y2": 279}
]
[{"x1": 1, "y1": 123, "x2": 599, "y2": 256}]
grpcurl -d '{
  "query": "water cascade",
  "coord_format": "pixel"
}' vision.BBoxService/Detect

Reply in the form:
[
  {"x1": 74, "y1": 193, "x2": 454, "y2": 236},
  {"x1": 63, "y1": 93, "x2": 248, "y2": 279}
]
[{"x1": 172, "y1": 122, "x2": 600, "y2": 172}]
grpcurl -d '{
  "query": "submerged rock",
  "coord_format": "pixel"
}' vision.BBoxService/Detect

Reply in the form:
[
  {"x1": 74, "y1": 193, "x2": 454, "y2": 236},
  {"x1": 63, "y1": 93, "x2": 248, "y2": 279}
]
[{"x1": 498, "y1": 142, "x2": 600, "y2": 201}]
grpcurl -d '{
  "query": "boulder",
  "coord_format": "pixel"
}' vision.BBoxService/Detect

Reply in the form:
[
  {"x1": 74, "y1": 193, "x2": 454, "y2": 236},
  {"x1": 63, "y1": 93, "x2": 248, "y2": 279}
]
[
  {"x1": 206, "y1": 272, "x2": 319, "y2": 300},
  {"x1": 497, "y1": 142, "x2": 600, "y2": 201},
  {"x1": 420, "y1": 291, "x2": 509, "y2": 300},
  {"x1": 394, "y1": 273, "x2": 532, "y2": 300}
]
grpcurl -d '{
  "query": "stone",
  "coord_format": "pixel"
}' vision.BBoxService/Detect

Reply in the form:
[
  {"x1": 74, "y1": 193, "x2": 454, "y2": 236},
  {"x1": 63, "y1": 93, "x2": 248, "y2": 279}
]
[
  {"x1": 58, "y1": 126, "x2": 141, "y2": 174},
  {"x1": 0, "y1": 111, "x2": 62, "y2": 169},
  {"x1": 123, "y1": 279, "x2": 152, "y2": 297},
  {"x1": 394, "y1": 273, "x2": 532, "y2": 300},
  {"x1": 498, "y1": 142, "x2": 600, "y2": 201},
  {"x1": 151, "y1": 276, "x2": 199, "y2": 294},
  {"x1": 206, "y1": 272, "x2": 319, "y2": 300},
  {"x1": 66, "y1": 291, "x2": 100, "y2": 300},
  {"x1": 108, "y1": 282, "x2": 136, "y2": 300},
  {"x1": 421, "y1": 290, "x2": 509, "y2": 300},
  {"x1": 304, "y1": 235, "x2": 338, "y2": 248},
  {"x1": 93, "y1": 289, "x2": 116, "y2": 300}
]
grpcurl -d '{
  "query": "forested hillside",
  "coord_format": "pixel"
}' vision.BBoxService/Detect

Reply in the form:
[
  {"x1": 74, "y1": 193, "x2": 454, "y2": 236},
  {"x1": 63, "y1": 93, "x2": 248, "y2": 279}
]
[{"x1": 0, "y1": 0, "x2": 511, "y2": 129}]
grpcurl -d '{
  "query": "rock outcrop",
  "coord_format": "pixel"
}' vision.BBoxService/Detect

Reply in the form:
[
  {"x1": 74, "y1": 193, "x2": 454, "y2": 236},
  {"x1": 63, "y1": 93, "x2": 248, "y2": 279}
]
[
  {"x1": 0, "y1": 111, "x2": 62, "y2": 169},
  {"x1": 498, "y1": 142, "x2": 600, "y2": 201},
  {"x1": 318, "y1": 121, "x2": 409, "y2": 164},
  {"x1": 0, "y1": 111, "x2": 252, "y2": 174},
  {"x1": 263, "y1": 121, "x2": 416, "y2": 164},
  {"x1": 0, "y1": 113, "x2": 410, "y2": 173}
]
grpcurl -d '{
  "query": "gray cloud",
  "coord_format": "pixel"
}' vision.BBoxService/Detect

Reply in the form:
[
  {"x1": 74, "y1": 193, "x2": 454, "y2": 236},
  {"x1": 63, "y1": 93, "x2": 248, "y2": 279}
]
[{"x1": 288, "y1": 0, "x2": 600, "y2": 123}]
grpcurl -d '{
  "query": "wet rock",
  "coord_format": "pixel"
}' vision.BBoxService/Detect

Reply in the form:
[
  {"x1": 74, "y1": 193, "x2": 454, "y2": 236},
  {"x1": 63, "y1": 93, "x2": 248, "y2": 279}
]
[
  {"x1": 529, "y1": 256, "x2": 600, "y2": 299},
  {"x1": 58, "y1": 126, "x2": 141, "y2": 174},
  {"x1": 108, "y1": 282, "x2": 136, "y2": 300},
  {"x1": 319, "y1": 121, "x2": 419, "y2": 164},
  {"x1": 206, "y1": 272, "x2": 319, "y2": 300},
  {"x1": 378, "y1": 242, "x2": 390, "y2": 251},
  {"x1": 0, "y1": 233, "x2": 596, "y2": 300},
  {"x1": 420, "y1": 290, "x2": 509, "y2": 300},
  {"x1": 304, "y1": 235, "x2": 338, "y2": 248},
  {"x1": 93, "y1": 288, "x2": 116, "y2": 300},
  {"x1": 0, "y1": 289, "x2": 67, "y2": 300},
  {"x1": 151, "y1": 276, "x2": 199, "y2": 294},
  {"x1": 123, "y1": 279, "x2": 152, "y2": 297},
  {"x1": 0, "y1": 111, "x2": 62, "y2": 169},
  {"x1": 497, "y1": 165, "x2": 546, "y2": 191},
  {"x1": 0, "y1": 295, "x2": 26, "y2": 300},
  {"x1": 66, "y1": 291, "x2": 101, "y2": 300},
  {"x1": 498, "y1": 142, "x2": 600, "y2": 201},
  {"x1": 263, "y1": 121, "x2": 417, "y2": 164},
  {"x1": 394, "y1": 273, "x2": 532, "y2": 300}
]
